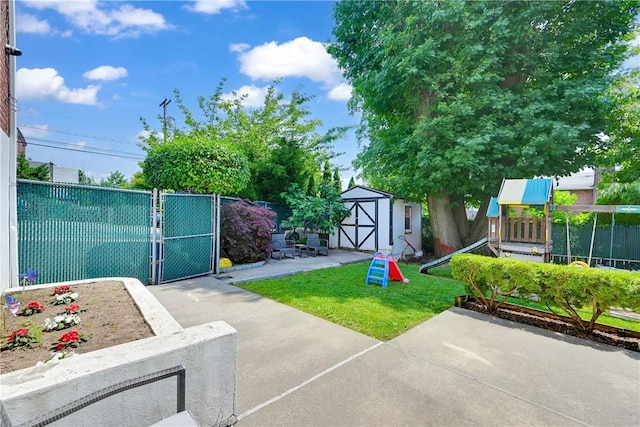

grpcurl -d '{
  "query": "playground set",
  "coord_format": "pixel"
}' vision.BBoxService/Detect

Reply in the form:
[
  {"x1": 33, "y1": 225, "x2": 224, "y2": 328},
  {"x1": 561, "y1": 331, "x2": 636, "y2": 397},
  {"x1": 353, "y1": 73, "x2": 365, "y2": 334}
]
[
  {"x1": 366, "y1": 252, "x2": 409, "y2": 288},
  {"x1": 419, "y1": 178, "x2": 640, "y2": 274}
]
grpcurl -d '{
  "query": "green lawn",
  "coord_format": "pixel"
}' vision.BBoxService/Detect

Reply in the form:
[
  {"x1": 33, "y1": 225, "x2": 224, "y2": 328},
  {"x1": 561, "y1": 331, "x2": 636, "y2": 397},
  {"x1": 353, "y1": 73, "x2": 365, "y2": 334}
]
[{"x1": 237, "y1": 261, "x2": 465, "y2": 340}]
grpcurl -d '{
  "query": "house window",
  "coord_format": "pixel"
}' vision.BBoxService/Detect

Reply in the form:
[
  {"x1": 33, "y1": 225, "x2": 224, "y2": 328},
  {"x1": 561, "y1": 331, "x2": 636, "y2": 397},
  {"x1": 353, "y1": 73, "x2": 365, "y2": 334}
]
[{"x1": 404, "y1": 206, "x2": 412, "y2": 233}]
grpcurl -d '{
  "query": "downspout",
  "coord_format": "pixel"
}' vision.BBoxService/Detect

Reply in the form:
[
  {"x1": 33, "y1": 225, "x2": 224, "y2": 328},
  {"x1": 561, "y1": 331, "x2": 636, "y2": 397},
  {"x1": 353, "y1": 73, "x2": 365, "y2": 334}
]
[
  {"x1": 389, "y1": 198, "x2": 393, "y2": 254},
  {"x1": 8, "y1": 0, "x2": 19, "y2": 288}
]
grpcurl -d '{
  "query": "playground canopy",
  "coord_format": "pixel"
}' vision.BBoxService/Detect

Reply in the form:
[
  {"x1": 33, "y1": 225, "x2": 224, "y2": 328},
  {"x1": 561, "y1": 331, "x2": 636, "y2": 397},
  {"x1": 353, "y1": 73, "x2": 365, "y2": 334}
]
[{"x1": 497, "y1": 178, "x2": 554, "y2": 206}]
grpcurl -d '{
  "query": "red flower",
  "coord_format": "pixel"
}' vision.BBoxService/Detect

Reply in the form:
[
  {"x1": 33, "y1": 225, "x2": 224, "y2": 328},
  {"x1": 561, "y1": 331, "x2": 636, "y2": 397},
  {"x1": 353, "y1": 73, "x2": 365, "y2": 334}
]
[
  {"x1": 8, "y1": 328, "x2": 30, "y2": 342},
  {"x1": 59, "y1": 330, "x2": 80, "y2": 343},
  {"x1": 27, "y1": 301, "x2": 45, "y2": 311},
  {"x1": 64, "y1": 304, "x2": 80, "y2": 314},
  {"x1": 52, "y1": 285, "x2": 71, "y2": 295},
  {"x1": 51, "y1": 329, "x2": 86, "y2": 351}
]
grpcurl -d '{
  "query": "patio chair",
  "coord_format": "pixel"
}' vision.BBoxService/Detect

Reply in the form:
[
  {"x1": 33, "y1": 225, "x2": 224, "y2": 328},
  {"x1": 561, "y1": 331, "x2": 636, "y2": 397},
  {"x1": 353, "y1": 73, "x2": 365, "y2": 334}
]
[
  {"x1": 306, "y1": 233, "x2": 329, "y2": 256},
  {"x1": 271, "y1": 233, "x2": 295, "y2": 260}
]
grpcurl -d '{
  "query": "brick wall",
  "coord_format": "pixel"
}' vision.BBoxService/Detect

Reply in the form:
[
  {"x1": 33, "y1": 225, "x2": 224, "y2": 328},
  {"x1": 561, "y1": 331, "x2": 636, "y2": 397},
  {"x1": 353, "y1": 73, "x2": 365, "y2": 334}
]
[
  {"x1": 1, "y1": 0, "x2": 10, "y2": 136},
  {"x1": 570, "y1": 189, "x2": 594, "y2": 205}
]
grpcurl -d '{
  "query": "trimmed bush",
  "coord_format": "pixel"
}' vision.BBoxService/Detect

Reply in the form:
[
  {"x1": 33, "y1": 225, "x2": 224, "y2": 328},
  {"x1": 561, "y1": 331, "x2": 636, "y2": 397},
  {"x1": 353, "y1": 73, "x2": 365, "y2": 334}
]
[
  {"x1": 221, "y1": 201, "x2": 276, "y2": 264},
  {"x1": 451, "y1": 254, "x2": 640, "y2": 332},
  {"x1": 450, "y1": 255, "x2": 540, "y2": 312}
]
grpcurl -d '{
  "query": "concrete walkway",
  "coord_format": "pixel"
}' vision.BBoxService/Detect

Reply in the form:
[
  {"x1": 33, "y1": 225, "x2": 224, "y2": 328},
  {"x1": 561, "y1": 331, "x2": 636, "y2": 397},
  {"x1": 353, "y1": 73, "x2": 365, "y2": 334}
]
[{"x1": 147, "y1": 251, "x2": 640, "y2": 426}]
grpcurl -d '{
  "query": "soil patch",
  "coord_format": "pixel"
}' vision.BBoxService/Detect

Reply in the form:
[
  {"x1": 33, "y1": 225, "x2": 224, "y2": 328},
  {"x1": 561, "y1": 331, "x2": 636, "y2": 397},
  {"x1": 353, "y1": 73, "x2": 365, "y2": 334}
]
[
  {"x1": 1, "y1": 281, "x2": 154, "y2": 374},
  {"x1": 461, "y1": 299, "x2": 640, "y2": 353}
]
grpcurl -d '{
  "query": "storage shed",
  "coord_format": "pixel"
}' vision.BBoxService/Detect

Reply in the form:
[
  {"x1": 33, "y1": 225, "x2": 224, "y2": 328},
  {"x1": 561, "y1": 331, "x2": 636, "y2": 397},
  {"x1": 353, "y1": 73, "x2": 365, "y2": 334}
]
[{"x1": 329, "y1": 186, "x2": 422, "y2": 255}]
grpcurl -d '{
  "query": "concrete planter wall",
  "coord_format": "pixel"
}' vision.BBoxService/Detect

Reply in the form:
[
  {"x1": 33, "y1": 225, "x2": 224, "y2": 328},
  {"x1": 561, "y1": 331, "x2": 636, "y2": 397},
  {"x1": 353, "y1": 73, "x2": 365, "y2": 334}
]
[{"x1": 0, "y1": 278, "x2": 237, "y2": 427}]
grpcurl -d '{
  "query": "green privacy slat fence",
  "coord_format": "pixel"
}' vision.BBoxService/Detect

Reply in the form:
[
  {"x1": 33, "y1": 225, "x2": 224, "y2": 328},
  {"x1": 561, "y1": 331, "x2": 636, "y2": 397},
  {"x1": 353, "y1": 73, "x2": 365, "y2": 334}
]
[
  {"x1": 17, "y1": 180, "x2": 151, "y2": 284},
  {"x1": 552, "y1": 224, "x2": 640, "y2": 261},
  {"x1": 159, "y1": 193, "x2": 216, "y2": 283}
]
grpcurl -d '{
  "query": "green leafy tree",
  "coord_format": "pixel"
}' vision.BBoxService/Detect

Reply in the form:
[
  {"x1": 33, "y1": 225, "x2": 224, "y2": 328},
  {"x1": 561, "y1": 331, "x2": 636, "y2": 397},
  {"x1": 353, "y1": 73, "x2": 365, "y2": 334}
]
[
  {"x1": 100, "y1": 171, "x2": 129, "y2": 188},
  {"x1": 78, "y1": 170, "x2": 96, "y2": 185},
  {"x1": 281, "y1": 183, "x2": 349, "y2": 235},
  {"x1": 598, "y1": 71, "x2": 640, "y2": 184},
  {"x1": 321, "y1": 161, "x2": 332, "y2": 190},
  {"x1": 130, "y1": 171, "x2": 151, "y2": 190},
  {"x1": 306, "y1": 175, "x2": 316, "y2": 195},
  {"x1": 141, "y1": 79, "x2": 345, "y2": 200},
  {"x1": 17, "y1": 154, "x2": 49, "y2": 181},
  {"x1": 332, "y1": 168, "x2": 342, "y2": 193},
  {"x1": 596, "y1": 182, "x2": 640, "y2": 225},
  {"x1": 143, "y1": 133, "x2": 250, "y2": 194},
  {"x1": 347, "y1": 176, "x2": 356, "y2": 189},
  {"x1": 330, "y1": 1, "x2": 639, "y2": 256}
]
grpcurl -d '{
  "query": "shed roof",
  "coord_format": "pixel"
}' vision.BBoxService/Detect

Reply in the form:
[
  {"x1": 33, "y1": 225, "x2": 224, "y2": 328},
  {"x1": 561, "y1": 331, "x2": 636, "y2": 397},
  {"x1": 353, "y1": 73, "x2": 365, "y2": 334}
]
[{"x1": 341, "y1": 185, "x2": 396, "y2": 199}]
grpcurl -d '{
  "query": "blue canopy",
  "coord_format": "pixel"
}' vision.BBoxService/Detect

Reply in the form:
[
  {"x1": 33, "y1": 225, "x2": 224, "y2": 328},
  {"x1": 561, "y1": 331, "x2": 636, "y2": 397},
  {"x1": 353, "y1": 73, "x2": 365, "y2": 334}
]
[{"x1": 497, "y1": 178, "x2": 553, "y2": 206}]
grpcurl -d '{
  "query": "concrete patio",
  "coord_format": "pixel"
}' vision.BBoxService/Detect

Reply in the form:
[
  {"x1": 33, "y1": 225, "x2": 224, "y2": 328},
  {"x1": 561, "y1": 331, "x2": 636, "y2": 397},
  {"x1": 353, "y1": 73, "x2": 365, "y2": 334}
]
[{"x1": 148, "y1": 250, "x2": 640, "y2": 426}]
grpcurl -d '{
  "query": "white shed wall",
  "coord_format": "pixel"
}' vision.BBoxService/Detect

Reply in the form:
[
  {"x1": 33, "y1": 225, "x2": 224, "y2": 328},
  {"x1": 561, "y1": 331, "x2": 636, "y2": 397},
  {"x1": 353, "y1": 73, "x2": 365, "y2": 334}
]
[
  {"x1": 391, "y1": 201, "x2": 422, "y2": 256},
  {"x1": 334, "y1": 186, "x2": 422, "y2": 254}
]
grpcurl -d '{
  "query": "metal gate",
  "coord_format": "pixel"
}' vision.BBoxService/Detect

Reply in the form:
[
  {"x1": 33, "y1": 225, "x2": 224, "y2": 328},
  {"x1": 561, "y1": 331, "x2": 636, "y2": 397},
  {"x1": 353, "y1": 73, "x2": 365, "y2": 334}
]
[
  {"x1": 338, "y1": 199, "x2": 378, "y2": 251},
  {"x1": 152, "y1": 191, "x2": 220, "y2": 284}
]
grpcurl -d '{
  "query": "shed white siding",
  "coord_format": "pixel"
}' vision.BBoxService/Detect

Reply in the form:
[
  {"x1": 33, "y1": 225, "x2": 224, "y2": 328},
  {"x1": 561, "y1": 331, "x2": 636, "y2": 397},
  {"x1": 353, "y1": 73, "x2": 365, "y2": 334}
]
[{"x1": 332, "y1": 186, "x2": 421, "y2": 254}]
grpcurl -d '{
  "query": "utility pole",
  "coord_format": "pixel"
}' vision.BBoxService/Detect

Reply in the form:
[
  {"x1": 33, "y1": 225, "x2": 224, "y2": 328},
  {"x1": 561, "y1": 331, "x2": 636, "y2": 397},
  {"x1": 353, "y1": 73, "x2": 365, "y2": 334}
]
[{"x1": 159, "y1": 98, "x2": 171, "y2": 141}]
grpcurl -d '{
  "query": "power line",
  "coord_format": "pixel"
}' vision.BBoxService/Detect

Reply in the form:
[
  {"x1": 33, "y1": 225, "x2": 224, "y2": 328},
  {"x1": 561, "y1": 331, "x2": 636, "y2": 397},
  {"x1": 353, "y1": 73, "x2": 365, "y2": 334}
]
[
  {"x1": 27, "y1": 138, "x2": 145, "y2": 160},
  {"x1": 18, "y1": 124, "x2": 144, "y2": 147},
  {"x1": 18, "y1": 103, "x2": 145, "y2": 131}
]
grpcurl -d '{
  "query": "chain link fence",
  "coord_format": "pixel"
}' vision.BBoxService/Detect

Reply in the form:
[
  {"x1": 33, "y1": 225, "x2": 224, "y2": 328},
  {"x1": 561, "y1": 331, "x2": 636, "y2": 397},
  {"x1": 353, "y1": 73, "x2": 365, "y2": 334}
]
[
  {"x1": 17, "y1": 182, "x2": 291, "y2": 286},
  {"x1": 551, "y1": 224, "x2": 640, "y2": 268},
  {"x1": 17, "y1": 180, "x2": 151, "y2": 284}
]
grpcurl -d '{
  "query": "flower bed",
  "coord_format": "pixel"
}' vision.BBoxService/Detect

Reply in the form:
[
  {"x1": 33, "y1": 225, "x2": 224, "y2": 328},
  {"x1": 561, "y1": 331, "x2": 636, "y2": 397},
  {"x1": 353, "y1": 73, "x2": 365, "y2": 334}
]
[{"x1": 1, "y1": 280, "x2": 154, "y2": 373}]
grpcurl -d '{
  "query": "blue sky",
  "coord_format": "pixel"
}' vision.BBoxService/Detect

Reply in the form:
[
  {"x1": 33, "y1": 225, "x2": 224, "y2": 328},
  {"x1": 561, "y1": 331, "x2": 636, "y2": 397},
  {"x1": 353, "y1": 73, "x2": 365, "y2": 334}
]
[
  {"x1": 15, "y1": 0, "x2": 359, "y2": 186},
  {"x1": 14, "y1": 1, "x2": 640, "y2": 188}
]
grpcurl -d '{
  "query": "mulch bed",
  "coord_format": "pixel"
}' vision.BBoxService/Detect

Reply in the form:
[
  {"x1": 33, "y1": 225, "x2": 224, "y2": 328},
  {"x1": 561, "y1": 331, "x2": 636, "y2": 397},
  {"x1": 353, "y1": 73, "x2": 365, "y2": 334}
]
[{"x1": 460, "y1": 299, "x2": 640, "y2": 353}]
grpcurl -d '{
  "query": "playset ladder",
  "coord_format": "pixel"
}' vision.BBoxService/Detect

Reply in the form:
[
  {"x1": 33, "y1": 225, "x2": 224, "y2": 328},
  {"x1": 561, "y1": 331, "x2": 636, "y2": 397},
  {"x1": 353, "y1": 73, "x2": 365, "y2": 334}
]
[{"x1": 366, "y1": 252, "x2": 390, "y2": 288}]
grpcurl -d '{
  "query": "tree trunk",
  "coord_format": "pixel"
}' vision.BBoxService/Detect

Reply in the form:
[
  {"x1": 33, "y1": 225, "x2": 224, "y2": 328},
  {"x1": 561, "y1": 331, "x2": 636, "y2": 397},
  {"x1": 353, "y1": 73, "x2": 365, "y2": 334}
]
[
  {"x1": 451, "y1": 195, "x2": 470, "y2": 246},
  {"x1": 427, "y1": 191, "x2": 463, "y2": 257},
  {"x1": 468, "y1": 198, "x2": 489, "y2": 244}
]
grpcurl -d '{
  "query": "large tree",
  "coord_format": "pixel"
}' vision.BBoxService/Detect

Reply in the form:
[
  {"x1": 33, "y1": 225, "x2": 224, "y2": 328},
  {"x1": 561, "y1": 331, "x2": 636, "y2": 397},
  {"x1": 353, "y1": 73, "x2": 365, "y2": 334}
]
[{"x1": 330, "y1": 0, "x2": 639, "y2": 256}]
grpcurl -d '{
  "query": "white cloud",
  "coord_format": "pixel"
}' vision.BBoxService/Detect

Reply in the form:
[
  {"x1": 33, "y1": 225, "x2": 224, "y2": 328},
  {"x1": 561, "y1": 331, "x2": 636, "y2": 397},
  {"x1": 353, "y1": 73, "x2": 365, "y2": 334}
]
[
  {"x1": 83, "y1": 66, "x2": 128, "y2": 81},
  {"x1": 19, "y1": 124, "x2": 49, "y2": 139},
  {"x1": 17, "y1": 68, "x2": 100, "y2": 105},
  {"x1": 17, "y1": 13, "x2": 51, "y2": 34},
  {"x1": 229, "y1": 43, "x2": 250, "y2": 53},
  {"x1": 237, "y1": 37, "x2": 340, "y2": 85},
  {"x1": 185, "y1": 0, "x2": 248, "y2": 15},
  {"x1": 221, "y1": 85, "x2": 270, "y2": 108},
  {"x1": 21, "y1": 0, "x2": 170, "y2": 38},
  {"x1": 327, "y1": 83, "x2": 352, "y2": 101}
]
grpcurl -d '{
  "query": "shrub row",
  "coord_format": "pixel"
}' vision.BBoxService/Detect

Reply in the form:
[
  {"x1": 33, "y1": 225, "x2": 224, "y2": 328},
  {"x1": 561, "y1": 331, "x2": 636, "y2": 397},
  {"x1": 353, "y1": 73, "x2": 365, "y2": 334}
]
[{"x1": 450, "y1": 254, "x2": 640, "y2": 332}]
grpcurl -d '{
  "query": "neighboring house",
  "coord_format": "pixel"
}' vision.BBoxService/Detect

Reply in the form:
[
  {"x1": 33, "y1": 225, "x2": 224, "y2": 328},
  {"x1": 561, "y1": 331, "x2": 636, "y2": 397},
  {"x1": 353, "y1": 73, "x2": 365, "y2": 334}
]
[
  {"x1": 28, "y1": 160, "x2": 80, "y2": 184},
  {"x1": 17, "y1": 127, "x2": 26, "y2": 155},
  {"x1": 553, "y1": 169, "x2": 601, "y2": 205},
  {"x1": 330, "y1": 185, "x2": 422, "y2": 256}
]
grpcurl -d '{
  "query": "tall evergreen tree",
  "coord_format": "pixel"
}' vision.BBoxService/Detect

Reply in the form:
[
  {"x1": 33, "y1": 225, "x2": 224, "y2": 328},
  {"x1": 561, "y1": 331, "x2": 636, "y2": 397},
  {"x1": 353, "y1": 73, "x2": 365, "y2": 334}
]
[
  {"x1": 332, "y1": 168, "x2": 342, "y2": 193},
  {"x1": 348, "y1": 176, "x2": 356, "y2": 189}
]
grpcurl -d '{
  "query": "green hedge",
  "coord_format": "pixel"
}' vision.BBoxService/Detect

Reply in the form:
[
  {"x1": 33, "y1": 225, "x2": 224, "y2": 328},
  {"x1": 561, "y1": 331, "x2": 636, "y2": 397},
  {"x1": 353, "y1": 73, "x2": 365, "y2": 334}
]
[{"x1": 450, "y1": 254, "x2": 640, "y2": 332}]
